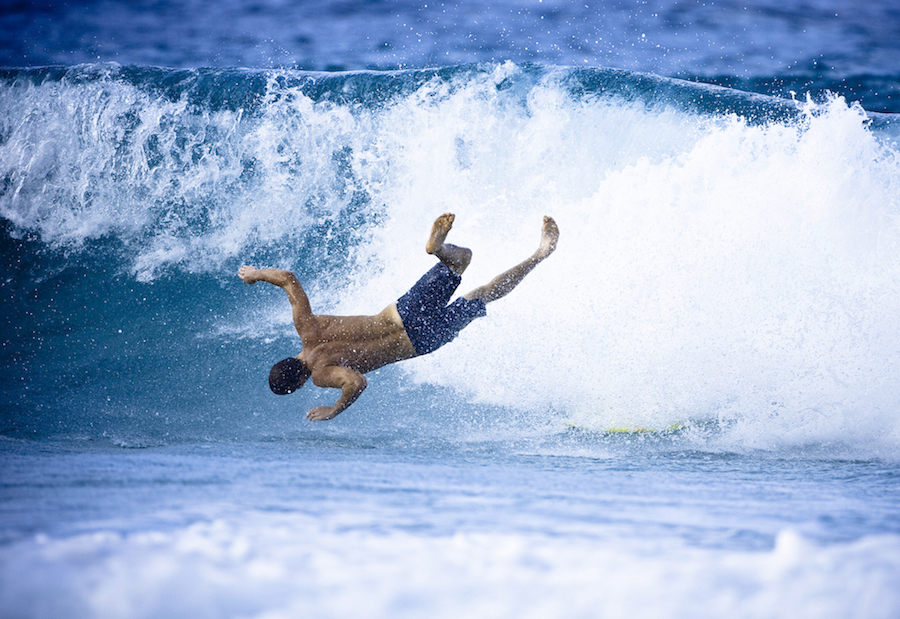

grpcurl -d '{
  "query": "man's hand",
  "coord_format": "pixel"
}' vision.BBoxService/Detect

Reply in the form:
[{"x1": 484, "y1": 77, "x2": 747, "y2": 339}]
[
  {"x1": 306, "y1": 366, "x2": 368, "y2": 421},
  {"x1": 306, "y1": 406, "x2": 340, "y2": 421},
  {"x1": 238, "y1": 265, "x2": 259, "y2": 284}
]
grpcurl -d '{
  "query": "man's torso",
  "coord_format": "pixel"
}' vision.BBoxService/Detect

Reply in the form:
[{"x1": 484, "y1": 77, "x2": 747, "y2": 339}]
[{"x1": 298, "y1": 303, "x2": 418, "y2": 375}]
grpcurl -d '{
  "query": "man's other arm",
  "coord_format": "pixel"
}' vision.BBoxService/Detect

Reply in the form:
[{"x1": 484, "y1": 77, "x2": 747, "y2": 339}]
[{"x1": 306, "y1": 366, "x2": 368, "y2": 421}]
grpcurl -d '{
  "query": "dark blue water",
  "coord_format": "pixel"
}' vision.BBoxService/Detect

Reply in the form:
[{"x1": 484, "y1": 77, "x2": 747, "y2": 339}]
[
  {"x1": 1, "y1": 2, "x2": 899, "y2": 617},
  {"x1": 3, "y1": 0, "x2": 899, "y2": 112}
]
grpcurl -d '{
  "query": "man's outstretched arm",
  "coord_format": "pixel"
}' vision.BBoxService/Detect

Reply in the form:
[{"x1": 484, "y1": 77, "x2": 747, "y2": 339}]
[
  {"x1": 239, "y1": 266, "x2": 315, "y2": 337},
  {"x1": 306, "y1": 366, "x2": 368, "y2": 421}
]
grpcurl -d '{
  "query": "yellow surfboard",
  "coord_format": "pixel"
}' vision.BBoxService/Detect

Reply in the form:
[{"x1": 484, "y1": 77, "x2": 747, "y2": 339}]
[{"x1": 566, "y1": 423, "x2": 685, "y2": 435}]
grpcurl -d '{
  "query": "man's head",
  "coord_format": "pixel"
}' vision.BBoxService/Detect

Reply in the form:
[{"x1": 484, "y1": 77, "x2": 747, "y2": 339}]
[{"x1": 269, "y1": 357, "x2": 311, "y2": 395}]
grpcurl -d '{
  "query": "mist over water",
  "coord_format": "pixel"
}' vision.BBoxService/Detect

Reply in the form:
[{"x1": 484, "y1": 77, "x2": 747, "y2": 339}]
[{"x1": 2, "y1": 63, "x2": 899, "y2": 458}]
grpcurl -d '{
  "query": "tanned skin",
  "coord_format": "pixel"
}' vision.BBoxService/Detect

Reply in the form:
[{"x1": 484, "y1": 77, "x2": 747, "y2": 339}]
[{"x1": 239, "y1": 213, "x2": 559, "y2": 420}]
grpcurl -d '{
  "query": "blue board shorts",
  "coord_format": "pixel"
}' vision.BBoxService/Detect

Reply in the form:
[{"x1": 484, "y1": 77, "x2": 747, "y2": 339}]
[{"x1": 396, "y1": 263, "x2": 487, "y2": 356}]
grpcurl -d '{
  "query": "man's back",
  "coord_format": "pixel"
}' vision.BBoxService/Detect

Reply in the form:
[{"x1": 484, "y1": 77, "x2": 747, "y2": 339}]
[{"x1": 298, "y1": 305, "x2": 417, "y2": 375}]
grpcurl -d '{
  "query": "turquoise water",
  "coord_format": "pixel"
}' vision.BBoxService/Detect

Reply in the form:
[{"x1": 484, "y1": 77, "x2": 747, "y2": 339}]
[{"x1": 2, "y1": 2, "x2": 900, "y2": 617}]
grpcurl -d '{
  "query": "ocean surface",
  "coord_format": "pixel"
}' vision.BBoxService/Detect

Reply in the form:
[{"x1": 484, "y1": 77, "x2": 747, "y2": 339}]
[{"x1": 2, "y1": 1, "x2": 900, "y2": 618}]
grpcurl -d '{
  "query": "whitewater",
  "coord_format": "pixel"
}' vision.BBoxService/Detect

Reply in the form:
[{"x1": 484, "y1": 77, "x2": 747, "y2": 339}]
[{"x1": 2, "y1": 2, "x2": 900, "y2": 618}]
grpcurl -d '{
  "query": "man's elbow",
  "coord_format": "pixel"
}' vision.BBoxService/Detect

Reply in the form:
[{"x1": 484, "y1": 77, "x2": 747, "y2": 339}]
[
  {"x1": 278, "y1": 270, "x2": 299, "y2": 287},
  {"x1": 352, "y1": 375, "x2": 368, "y2": 396}
]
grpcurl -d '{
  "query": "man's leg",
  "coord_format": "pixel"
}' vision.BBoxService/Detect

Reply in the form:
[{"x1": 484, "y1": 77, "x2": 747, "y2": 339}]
[
  {"x1": 426, "y1": 213, "x2": 472, "y2": 275},
  {"x1": 463, "y1": 216, "x2": 559, "y2": 303}
]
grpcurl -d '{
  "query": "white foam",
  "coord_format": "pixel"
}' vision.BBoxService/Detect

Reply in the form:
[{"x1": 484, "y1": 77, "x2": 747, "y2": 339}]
[
  {"x1": 1, "y1": 514, "x2": 897, "y2": 619},
  {"x1": 348, "y1": 86, "x2": 900, "y2": 456}
]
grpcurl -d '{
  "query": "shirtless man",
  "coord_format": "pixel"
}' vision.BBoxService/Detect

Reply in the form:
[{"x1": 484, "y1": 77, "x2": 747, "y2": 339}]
[{"x1": 238, "y1": 213, "x2": 559, "y2": 421}]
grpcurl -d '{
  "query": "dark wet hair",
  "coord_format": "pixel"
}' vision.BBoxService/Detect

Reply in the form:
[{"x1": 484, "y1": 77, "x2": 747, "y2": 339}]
[{"x1": 269, "y1": 357, "x2": 311, "y2": 395}]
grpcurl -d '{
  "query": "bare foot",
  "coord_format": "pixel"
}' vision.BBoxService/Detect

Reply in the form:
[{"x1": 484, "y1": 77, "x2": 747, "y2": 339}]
[
  {"x1": 425, "y1": 212, "x2": 472, "y2": 274},
  {"x1": 238, "y1": 265, "x2": 260, "y2": 284},
  {"x1": 426, "y1": 213, "x2": 455, "y2": 255},
  {"x1": 535, "y1": 216, "x2": 559, "y2": 260}
]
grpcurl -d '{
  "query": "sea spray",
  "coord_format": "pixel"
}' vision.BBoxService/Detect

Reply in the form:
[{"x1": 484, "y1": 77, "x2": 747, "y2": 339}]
[
  {"x1": 2, "y1": 63, "x2": 899, "y2": 455},
  {"x1": 374, "y1": 88, "x2": 900, "y2": 456}
]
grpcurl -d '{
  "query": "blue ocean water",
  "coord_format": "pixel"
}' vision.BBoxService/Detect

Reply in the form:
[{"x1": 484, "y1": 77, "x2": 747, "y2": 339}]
[{"x1": 2, "y1": 1, "x2": 900, "y2": 618}]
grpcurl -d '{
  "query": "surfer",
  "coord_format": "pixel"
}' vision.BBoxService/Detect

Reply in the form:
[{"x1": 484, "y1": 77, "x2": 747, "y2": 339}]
[{"x1": 238, "y1": 213, "x2": 559, "y2": 420}]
